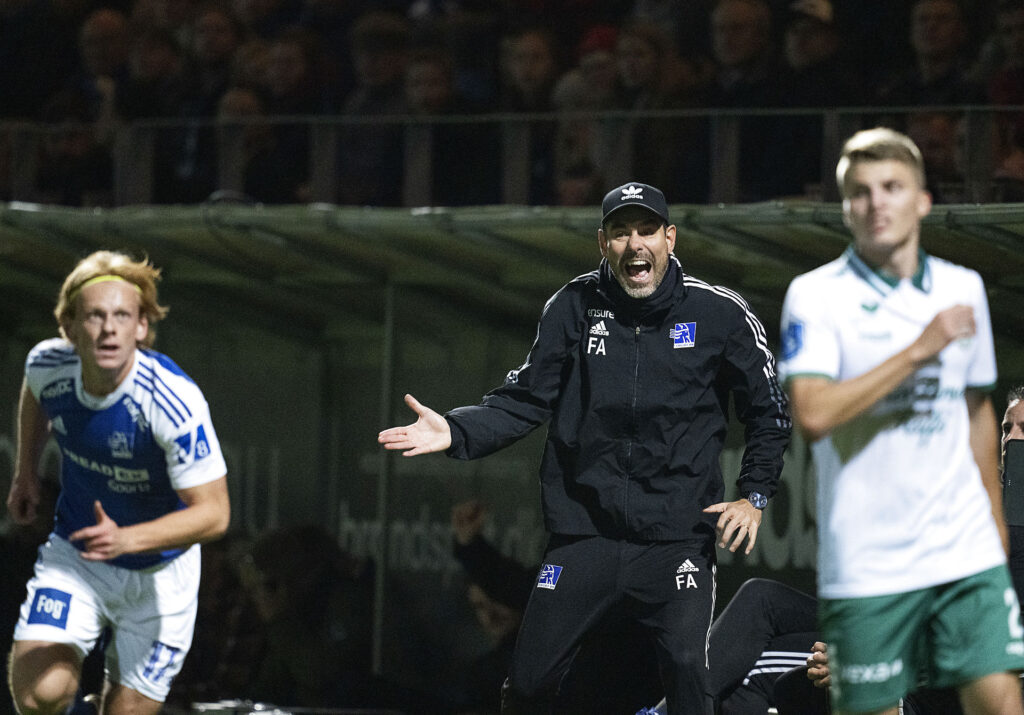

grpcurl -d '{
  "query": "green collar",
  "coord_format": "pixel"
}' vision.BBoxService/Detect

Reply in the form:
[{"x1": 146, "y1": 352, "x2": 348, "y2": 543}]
[{"x1": 845, "y1": 246, "x2": 931, "y2": 295}]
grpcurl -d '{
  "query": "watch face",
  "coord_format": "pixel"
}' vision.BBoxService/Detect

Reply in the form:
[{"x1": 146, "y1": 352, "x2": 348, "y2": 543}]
[{"x1": 748, "y1": 492, "x2": 768, "y2": 509}]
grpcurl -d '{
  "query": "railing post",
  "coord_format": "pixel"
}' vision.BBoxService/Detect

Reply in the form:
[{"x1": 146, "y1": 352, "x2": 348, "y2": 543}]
[
  {"x1": 8, "y1": 124, "x2": 38, "y2": 201},
  {"x1": 402, "y1": 123, "x2": 433, "y2": 207},
  {"x1": 113, "y1": 123, "x2": 154, "y2": 205},
  {"x1": 502, "y1": 120, "x2": 530, "y2": 204},
  {"x1": 216, "y1": 121, "x2": 246, "y2": 195},
  {"x1": 309, "y1": 120, "x2": 338, "y2": 203},
  {"x1": 708, "y1": 114, "x2": 740, "y2": 204},
  {"x1": 961, "y1": 109, "x2": 996, "y2": 203}
]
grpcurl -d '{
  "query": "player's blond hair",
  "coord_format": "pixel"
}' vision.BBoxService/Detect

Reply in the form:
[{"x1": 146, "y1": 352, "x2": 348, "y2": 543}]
[
  {"x1": 55, "y1": 250, "x2": 169, "y2": 347},
  {"x1": 836, "y1": 127, "x2": 926, "y2": 196}
]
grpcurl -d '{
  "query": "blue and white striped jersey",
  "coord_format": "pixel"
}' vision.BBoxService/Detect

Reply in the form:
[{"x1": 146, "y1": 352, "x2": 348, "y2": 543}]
[{"x1": 25, "y1": 338, "x2": 227, "y2": 570}]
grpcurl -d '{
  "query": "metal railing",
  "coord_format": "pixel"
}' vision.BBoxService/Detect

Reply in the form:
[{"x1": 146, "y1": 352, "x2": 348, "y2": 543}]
[{"x1": 2, "y1": 105, "x2": 1021, "y2": 208}]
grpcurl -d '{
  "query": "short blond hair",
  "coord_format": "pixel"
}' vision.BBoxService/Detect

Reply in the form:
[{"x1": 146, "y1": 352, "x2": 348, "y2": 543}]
[
  {"x1": 55, "y1": 250, "x2": 169, "y2": 347},
  {"x1": 836, "y1": 127, "x2": 926, "y2": 196}
]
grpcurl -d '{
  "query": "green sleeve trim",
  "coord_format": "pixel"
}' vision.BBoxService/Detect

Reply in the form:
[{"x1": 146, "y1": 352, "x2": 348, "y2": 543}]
[
  {"x1": 965, "y1": 382, "x2": 996, "y2": 394},
  {"x1": 782, "y1": 372, "x2": 835, "y2": 388}
]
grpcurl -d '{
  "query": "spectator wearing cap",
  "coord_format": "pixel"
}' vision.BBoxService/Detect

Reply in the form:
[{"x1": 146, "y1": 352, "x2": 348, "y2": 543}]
[
  {"x1": 378, "y1": 180, "x2": 790, "y2": 714},
  {"x1": 758, "y1": 0, "x2": 869, "y2": 198},
  {"x1": 704, "y1": 0, "x2": 788, "y2": 201}
]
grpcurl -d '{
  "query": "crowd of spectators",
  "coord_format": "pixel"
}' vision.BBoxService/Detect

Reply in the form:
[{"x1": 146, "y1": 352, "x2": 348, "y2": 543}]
[{"x1": 3, "y1": 0, "x2": 1024, "y2": 206}]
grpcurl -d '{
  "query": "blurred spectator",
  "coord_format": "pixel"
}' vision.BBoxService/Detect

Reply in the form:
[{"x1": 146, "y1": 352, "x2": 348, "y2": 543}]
[
  {"x1": 263, "y1": 26, "x2": 333, "y2": 114},
  {"x1": 422, "y1": 8, "x2": 504, "y2": 108},
  {"x1": 610, "y1": 20, "x2": 708, "y2": 193},
  {"x1": 499, "y1": 26, "x2": 562, "y2": 111},
  {"x1": 131, "y1": 0, "x2": 198, "y2": 40},
  {"x1": 231, "y1": 37, "x2": 272, "y2": 89},
  {"x1": 631, "y1": 0, "x2": 715, "y2": 54},
  {"x1": 979, "y1": 1, "x2": 1024, "y2": 193},
  {"x1": 764, "y1": 0, "x2": 870, "y2": 198},
  {"x1": 187, "y1": 3, "x2": 246, "y2": 113},
  {"x1": 232, "y1": 0, "x2": 302, "y2": 39},
  {"x1": 295, "y1": 0, "x2": 364, "y2": 101},
  {"x1": 216, "y1": 86, "x2": 310, "y2": 202},
  {"x1": 550, "y1": 26, "x2": 618, "y2": 203},
  {"x1": 165, "y1": 534, "x2": 263, "y2": 707},
  {"x1": 706, "y1": 0, "x2": 786, "y2": 201},
  {"x1": 402, "y1": 47, "x2": 501, "y2": 205},
  {"x1": 336, "y1": 10, "x2": 411, "y2": 205},
  {"x1": 61, "y1": 7, "x2": 132, "y2": 136},
  {"x1": 906, "y1": 110, "x2": 967, "y2": 201},
  {"x1": 986, "y1": 0, "x2": 1024, "y2": 103},
  {"x1": 115, "y1": 27, "x2": 189, "y2": 120},
  {"x1": 498, "y1": 26, "x2": 563, "y2": 204},
  {"x1": 33, "y1": 89, "x2": 114, "y2": 206},
  {"x1": 153, "y1": 3, "x2": 244, "y2": 202},
  {"x1": 877, "y1": 0, "x2": 986, "y2": 106},
  {"x1": 0, "y1": 0, "x2": 82, "y2": 119},
  {"x1": 447, "y1": 500, "x2": 531, "y2": 713},
  {"x1": 240, "y1": 523, "x2": 375, "y2": 707},
  {"x1": 708, "y1": 0, "x2": 778, "y2": 102},
  {"x1": 781, "y1": 0, "x2": 866, "y2": 106}
]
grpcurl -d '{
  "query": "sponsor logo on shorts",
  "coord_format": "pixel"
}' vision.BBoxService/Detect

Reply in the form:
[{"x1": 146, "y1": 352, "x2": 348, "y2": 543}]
[
  {"x1": 671, "y1": 322, "x2": 696, "y2": 349},
  {"x1": 28, "y1": 588, "x2": 71, "y2": 628},
  {"x1": 840, "y1": 658, "x2": 903, "y2": 685},
  {"x1": 537, "y1": 564, "x2": 563, "y2": 590}
]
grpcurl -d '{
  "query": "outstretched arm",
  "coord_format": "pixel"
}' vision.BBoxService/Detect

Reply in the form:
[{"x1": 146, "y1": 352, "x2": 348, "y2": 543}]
[
  {"x1": 6, "y1": 379, "x2": 50, "y2": 525},
  {"x1": 790, "y1": 304, "x2": 976, "y2": 442},
  {"x1": 378, "y1": 394, "x2": 452, "y2": 456}
]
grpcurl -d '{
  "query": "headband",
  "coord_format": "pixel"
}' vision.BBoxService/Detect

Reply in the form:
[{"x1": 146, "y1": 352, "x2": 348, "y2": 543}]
[{"x1": 69, "y1": 274, "x2": 143, "y2": 303}]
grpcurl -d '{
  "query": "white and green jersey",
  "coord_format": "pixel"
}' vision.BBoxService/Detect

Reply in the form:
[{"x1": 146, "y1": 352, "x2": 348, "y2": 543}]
[{"x1": 779, "y1": 246, "x2": 1002, "y2": 599}]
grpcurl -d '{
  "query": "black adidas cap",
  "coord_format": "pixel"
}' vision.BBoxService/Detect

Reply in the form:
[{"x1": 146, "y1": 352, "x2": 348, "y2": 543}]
[{"x1": 601, "y1": 182, "x2": 669, "y2": 225}]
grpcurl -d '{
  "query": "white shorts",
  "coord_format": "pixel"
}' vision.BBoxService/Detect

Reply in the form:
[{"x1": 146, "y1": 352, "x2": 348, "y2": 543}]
[{"x1": 14, "y1": 535, "x2": 201, "y2": 702}]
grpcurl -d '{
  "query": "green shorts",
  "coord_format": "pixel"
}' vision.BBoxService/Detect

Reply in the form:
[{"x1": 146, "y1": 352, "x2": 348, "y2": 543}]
[{"x1": 820, "y1": 565, "x2": 1024, "y2": 713}]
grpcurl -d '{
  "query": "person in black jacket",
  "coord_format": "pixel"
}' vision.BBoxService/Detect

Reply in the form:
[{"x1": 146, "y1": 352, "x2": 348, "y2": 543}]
[{"x1": 378, "y1": 181, "x2": 792, "y2": 715}]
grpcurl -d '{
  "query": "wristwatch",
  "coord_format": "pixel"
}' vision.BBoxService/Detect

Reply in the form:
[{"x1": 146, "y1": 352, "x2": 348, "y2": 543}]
[{"x1": 746, "y1": 491, "x2": 768, "y2": 509}]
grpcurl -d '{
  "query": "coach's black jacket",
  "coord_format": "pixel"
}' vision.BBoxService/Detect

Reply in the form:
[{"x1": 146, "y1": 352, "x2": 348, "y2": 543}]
[{"x1": 445, "y1": 256, "x2": 791, "y2": 541}]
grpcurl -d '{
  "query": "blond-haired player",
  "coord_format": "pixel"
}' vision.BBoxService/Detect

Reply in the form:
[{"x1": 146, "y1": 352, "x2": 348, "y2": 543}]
[{"x1": 6, "y1": 250, "x2": 229, "y2": 715}]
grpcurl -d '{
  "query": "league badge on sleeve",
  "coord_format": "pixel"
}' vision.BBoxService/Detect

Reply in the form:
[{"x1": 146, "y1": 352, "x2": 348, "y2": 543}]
[
  {"x1": 537, "y1": 564, "x2": 563, "y2": 590},
  {"x1": 782, "y1": 321, "x2": 804, "y2": 361}
]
